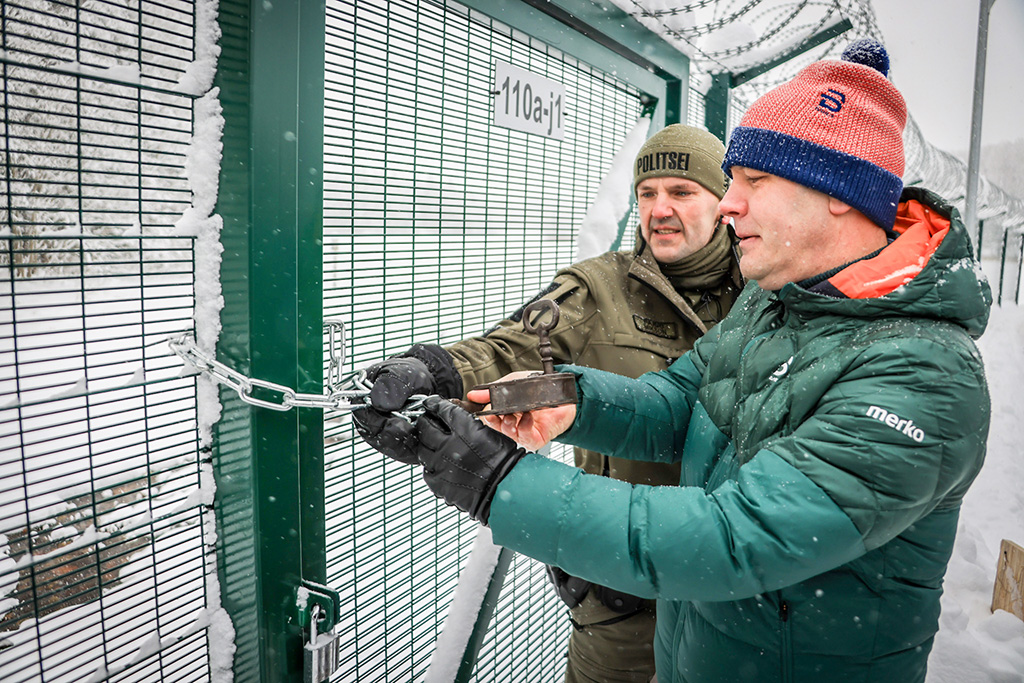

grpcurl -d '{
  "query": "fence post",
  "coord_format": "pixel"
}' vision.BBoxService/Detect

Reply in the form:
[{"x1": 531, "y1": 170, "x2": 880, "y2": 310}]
[
  {"x1": 454, "y1": 547, "x2": 516, "y2": 682},
  {"x1": 963, "y1": 0, "x2": 998, "y2": 241},
  {"x1": 998, "y1": 228, "x2": 1010, "y2": 305},
  {"x1": 1017, "y1": 231, "x2": 1023, "y2": 305},
  {"x1": 214, "y1": 0, "x2": 326, "y2": 680},
  {"x1": 704, "y1": 73, "x2": 731, "y2": 142}
]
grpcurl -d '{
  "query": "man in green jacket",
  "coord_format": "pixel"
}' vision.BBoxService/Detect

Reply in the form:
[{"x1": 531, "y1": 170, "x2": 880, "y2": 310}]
[
  {"x1": 361, "y1": 40, "x2": 992, "y2": 683},
  {"x1": 354, "y1": 124, "x2": 742, "y2": 681}
]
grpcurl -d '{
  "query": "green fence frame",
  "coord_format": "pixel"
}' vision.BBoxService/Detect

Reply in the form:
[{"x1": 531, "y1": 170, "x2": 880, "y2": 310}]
[{"x1": 215, "y1": 0, "x2": 326, "y2": 681}]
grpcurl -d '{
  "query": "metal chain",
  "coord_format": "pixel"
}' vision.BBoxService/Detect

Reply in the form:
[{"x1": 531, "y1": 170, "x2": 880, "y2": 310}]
[{"x1": 167, "y1": 332, "x2": 428, "y2": 423}]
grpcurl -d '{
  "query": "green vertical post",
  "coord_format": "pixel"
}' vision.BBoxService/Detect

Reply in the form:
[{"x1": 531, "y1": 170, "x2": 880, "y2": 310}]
[
  {"x1": 704, "y1": 73, "x2": 731, "y2": 143},
  {"x1": 213, "y1": 1, "x2": 259, "y2": 678},
  {"x1": 214, "y1": 0, "x2": 326, "y2": 681},
  {"x1": 1017, "y1": 232, "x2": 1023, "y2": 306},
  {"x1": 663, "y1": 78, "x2": 685, "y2": 126},
  {"x1": 454, "y1": 548, "x2": 515, "y2": 682},
  {"x1": 998, "y1": 229, "x2": 1009, "y2": 304}
]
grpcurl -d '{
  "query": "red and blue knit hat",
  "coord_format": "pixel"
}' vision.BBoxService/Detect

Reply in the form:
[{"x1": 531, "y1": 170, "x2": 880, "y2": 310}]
[{"x1": 722, "y1": 39, "x2": 907, "y2": 230}]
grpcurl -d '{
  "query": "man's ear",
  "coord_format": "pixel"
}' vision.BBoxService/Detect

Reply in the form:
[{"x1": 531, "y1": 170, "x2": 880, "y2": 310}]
[{"x1": 828, "y1": 196, "x2": 853, "y2": 216}]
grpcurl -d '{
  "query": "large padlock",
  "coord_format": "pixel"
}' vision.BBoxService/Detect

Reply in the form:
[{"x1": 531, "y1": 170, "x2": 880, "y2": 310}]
[
  {"x1": 304, "y1": 604, "x2": 341, "y2": 683},
  {"x1": 460, "y1": 299, "x2": 578, "y2": 415}
]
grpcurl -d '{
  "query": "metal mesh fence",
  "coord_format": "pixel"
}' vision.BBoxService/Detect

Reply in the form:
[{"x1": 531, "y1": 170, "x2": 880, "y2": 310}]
[
  {"x1": 996, "y1": 228, "x2": 1023, "y2": 305},
  {"x1": 1, "y1": 1, "x2": 217, "y2": 681},
  {"x1": 322, "y1": 0, "x2": 646, "y2": 679}
]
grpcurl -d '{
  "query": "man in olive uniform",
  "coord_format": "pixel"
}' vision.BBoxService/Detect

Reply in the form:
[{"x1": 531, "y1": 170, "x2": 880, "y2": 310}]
[{"x1": 354, "y1": 124, "x2": 742, "y2": 682}]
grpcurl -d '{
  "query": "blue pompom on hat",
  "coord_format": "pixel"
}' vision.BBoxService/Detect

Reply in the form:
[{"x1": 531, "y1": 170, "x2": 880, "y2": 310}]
[{"x1": 841, "y1": 38, "x2": 890, "y2": 76}]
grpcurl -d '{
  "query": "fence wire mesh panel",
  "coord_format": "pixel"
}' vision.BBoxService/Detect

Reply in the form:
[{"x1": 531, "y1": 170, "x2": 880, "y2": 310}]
[
  {"x1": 686, "y1": 85, "x2": 705, "y2": 130},
  {"x1": 997, "y1": 227, "x2": 1023, "y2": 305},
  {"x1": 322, "y1": 0, "x2": 645, "y2": 679},
  {"x1": 1, "y1": 1, "x2": 218, "y2": 682}
]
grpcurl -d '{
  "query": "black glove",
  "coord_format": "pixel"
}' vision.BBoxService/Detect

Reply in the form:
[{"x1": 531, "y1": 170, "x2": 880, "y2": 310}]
[
  {"x1": 415, "y1": 395, "x2": 526, "y2": 524},
  {"x1": 353, "y1": 356, "x2": 434, "y2": 465},
  {"x1": 365, "y1": 356, "x2": 435, "y2": 412}
]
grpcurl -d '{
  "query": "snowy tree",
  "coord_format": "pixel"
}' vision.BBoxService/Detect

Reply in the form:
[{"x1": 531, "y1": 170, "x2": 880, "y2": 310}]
[{"x1": 980, "y1": 138, "x2": 1024, "y2": 201}]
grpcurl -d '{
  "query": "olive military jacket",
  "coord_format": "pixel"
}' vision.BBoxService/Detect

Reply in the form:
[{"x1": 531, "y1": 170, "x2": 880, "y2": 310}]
[{"x1": 435, "y1": 228, "x2": 739, "y2": 626}]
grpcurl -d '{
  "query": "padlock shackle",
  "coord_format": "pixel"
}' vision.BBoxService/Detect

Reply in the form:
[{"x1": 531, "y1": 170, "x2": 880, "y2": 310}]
[
  {"x1": 522, "y1": 299, "x2": 559, "y2": 374},
  {"x1": 522, "y1": 298, "x2": 559, "y2": 334}
]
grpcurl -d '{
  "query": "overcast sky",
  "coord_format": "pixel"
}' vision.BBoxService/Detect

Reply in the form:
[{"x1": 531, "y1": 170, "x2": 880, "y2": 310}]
[{"x1": 872, "y1": 0, "x2": 1024, "y2": 153}]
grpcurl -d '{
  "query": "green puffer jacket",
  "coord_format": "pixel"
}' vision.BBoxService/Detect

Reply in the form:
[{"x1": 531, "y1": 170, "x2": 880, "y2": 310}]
[{"x1": 487, "y1": 188, "x2": 992, "y2": 682}]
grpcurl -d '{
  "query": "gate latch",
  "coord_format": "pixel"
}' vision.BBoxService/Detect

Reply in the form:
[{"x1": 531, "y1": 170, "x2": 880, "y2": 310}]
[{"x1": 299, "y1": 581, "x2": 342, "y2": 683}]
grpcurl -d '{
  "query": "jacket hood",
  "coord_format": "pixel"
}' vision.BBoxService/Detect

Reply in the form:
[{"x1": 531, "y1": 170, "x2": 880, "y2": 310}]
[{"x1": 780, "y1": 187, "x2": 992, "y2": 338}]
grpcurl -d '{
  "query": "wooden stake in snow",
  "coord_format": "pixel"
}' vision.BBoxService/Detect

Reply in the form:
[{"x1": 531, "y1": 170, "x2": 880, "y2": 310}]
[{"x1": 991, "y1": 539, "x2": 1024, "y2": 621}]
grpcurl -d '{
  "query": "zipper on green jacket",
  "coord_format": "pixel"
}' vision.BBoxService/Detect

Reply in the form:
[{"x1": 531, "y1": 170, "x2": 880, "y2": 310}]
[{"x1": 780, "y1": 600, "x2": 793, "y2": 683}]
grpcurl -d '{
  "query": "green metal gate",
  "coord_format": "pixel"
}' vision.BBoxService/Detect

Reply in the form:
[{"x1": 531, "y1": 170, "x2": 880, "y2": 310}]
[
  {"x1": 2, "y1": 0, "x2": 693, "y2": 680},
  {"x1": 320, "y1": 1, "x2": 689, "y2": 680}
]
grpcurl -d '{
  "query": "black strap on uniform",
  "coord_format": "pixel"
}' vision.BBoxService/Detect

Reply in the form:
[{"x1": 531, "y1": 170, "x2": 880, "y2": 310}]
[
  {"x1": 546, "y1": 565, "x2": 591, "y2": 609},
  {"x1": 591, "y1": 584, "x2": 647, "y2": 614},
  {"x1": 569, "y1": 607, "x2": 646, "y2": 631},
  {"x1": 547, "y1": 566, "x2": 647, "y2": 614}
]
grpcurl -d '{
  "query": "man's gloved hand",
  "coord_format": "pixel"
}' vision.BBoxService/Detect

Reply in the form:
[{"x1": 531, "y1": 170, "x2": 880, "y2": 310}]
[
  {"x1": 366, "y1": 357, "x2": 436, "y2": 412},
  {"x1": 352, "y1": 356, "x2": 436, "y2": 465},
  {"x1": 416, "y1": 395, "x2": 526, "y2": 524}
]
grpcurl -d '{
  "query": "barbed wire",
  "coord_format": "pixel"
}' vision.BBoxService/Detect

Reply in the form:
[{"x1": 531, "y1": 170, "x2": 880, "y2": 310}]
[
  {"x1": 614, "y1": 0, "x2": 735, "y2": 72},
  {"x1": 610, "y1": 0, "x2": 1024, "y2": 229},
  {"x1": 696, "y1": 2, "x2": 810, "y2": 58},
  {"x1": 641, "y1": 0, "x2": 764, "y2": 37}
]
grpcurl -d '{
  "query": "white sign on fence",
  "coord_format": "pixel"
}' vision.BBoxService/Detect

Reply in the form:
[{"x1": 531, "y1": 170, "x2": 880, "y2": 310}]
[{"x1": 492, "y1": 61, "x2": 565, "y2": 140}]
